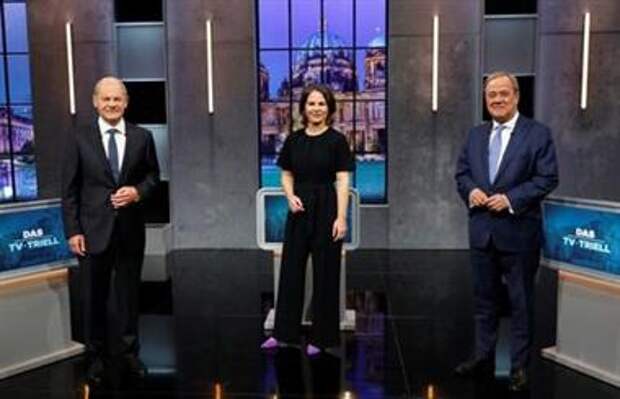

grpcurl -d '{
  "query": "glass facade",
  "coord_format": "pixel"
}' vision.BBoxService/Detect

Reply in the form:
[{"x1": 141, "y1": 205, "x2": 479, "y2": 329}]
[
  {"x1": 257, "y1": 0, "x2": 387, "y2": 204},
  {"x1": 0, "y1": 0, "x2": 37, "y2": 202}
]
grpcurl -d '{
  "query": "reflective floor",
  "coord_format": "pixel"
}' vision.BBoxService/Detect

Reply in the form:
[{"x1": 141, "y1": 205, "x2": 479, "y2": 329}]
[{"x1": 1, "y1": 250, "x2": 618, "y2": 398}]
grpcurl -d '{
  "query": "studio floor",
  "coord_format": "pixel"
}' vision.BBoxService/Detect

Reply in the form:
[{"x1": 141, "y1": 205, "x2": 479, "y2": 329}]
[{"x1": 0, "y1": 250, "x2": 618, "y2": 398}]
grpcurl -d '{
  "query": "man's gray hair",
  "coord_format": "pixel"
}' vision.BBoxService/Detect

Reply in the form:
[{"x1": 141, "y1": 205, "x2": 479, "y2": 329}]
[
  {"x1": 484, "y1": 71, "x2": 520, "y2": 93},
  {"x1": 93, "y1": 76, "x2": 129, "y2": 99}
]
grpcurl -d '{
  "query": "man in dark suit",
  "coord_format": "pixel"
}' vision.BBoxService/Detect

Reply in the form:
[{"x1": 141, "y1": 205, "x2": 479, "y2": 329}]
[
  {"x1": 454, "y1": 71, "x2": 559, "y2": 391},
  {"x1": 61, "y1": 76, "x2": 160, "y2": 382}
]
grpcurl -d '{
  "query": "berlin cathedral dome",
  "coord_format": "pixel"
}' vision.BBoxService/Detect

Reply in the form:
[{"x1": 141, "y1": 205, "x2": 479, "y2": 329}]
[{"x1": 285, "y1": 28, "x2": 357, "y2": 96}]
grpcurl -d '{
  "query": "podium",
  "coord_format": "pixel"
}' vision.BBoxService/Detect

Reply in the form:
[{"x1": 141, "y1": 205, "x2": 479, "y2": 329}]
[
  {"x1": 256, "y1": 187, "x2": 360, "y2": 331},
  {"x1": 0, "y1": 200, "x2": 84, "y2": 379},
  {"x1": 540, "y1": 197, "x2": 620, "y2": 388}
]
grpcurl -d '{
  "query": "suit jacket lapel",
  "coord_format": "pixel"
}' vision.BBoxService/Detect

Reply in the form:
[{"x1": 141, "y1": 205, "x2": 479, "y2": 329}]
[
  {"x1": 494, "y1": 116, "x2": 528, "y2": 184},
  {"x1": 478, "y1": 122, "x2": 492, "y2": 188},
  {"x1": 89, "y1": 124, "x2": 115, "y2": 182}
]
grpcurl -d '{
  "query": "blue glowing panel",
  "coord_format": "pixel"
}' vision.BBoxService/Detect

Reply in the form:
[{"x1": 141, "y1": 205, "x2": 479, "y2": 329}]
[
  {"x1": 259, "y1": 50, "x2": 290, "y2": 101},
  {"x1": 4, "y1": 2, "x2": 28, "y2": 53},
  {"x1": 264, "y1": 192, "x2": 354, "y2": 244},
  {"x1": 258, "y1": 0, "x2": 289, "y2": 49},
  {"x1": 356, "y1": 48, "x2": 386, "y2": 100},
  {"x1": 291, "y1": 0, "x2": 320, "y2": 49},
  {"x1": 14, "y1": 155, "x2": 37, "y2": 200},
  {"x1": 264, "y1": 195, "x2": 288, "y2": 242},
  {"x1": 0, "y1": 159, "x2": 13, "y2": 201},
  {"x1": 324, "y1": 0, "x2": 353, "y2": 48},
  {"x1": 356, "y1": 0, "x2": 386, "y2": 48},
  {"x1": 8, "y1": 54, "x2": 31, "y2": 103},
  {"x1": 10, "y1": 105, "x2": 33, "y2": 154},
  {"x1": 0, "y1": 203, "x2": 74, "y2": 273},
  {"x1": 261, "y1": 156, "x2": 281, "y2": 188},
  {"x1": 354, "y1": 156, "x2": 386, "y2": 204},
  {"x1": 542, "y1": 200, "x2": 620, "y2": 279}
]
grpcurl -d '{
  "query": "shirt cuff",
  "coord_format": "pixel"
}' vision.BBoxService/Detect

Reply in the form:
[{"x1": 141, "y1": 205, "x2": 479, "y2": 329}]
[{"x1": 503, "y1": 194, "x2": 514, "y2": 214}]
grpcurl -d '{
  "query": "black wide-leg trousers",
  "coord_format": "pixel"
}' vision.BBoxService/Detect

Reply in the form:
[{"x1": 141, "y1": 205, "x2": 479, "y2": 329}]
[{"x1": 274, "y1": 187, "x2": 342, "y2": 348}]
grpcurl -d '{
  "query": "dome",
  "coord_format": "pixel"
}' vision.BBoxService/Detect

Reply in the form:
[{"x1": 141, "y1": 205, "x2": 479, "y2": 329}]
[
  {"x1": 295, "y1": 30, "x2": 352, "y2": 65},
  {"x1": 288, "y1": 26, "x2": 357, "y2": 94},
  {"x1": 368, "y1": 34, "x2": 386, "y2": 48}
]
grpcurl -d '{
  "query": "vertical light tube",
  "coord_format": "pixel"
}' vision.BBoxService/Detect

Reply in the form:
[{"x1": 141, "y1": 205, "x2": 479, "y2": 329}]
[
  {"x1": 206, "y1": 18, "x2": 215, "y2": 114},
  {"x1": 580, "y1": 12, "x2": 591, "y2": 110},
  {"x1": 65, "y1": 22, "x2": 76, "y2": 115},
  {"x1": 432, "y1": 15, "x2": 439, "y2": 112}
]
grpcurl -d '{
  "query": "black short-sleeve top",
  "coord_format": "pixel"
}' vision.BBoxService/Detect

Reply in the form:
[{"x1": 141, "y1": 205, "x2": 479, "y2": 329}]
[{"x1": 277, "y1": 128, "x2": 355, "y2": 185}]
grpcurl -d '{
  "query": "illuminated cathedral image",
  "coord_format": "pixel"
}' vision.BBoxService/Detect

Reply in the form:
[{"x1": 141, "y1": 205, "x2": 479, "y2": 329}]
[
  {"x1": 259, "y1": 24, "x2": 387, "y2": 203},
  {"x1": 0, "y1": 108, "x2": 37, "y2": 201}
]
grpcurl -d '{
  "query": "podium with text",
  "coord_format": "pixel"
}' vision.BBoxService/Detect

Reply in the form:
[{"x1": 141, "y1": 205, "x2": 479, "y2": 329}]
[
  {"x1": 541, "y1": 197, "x2": 620, "y2": 387},
  {"x1": 257, "y1": 187, "x2": 360, "y2": 331},
  {"x1": 0, "y1": 199, "x2": 83, "y2": 379}
]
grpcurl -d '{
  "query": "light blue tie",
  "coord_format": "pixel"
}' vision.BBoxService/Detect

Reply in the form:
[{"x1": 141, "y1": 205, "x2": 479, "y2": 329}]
[
  {"x1": 107, "y1": 128, "x2": 120, "y2": 183},
  {"x1": 488, "y1": 125, "x2": 504, "y2": 183}
]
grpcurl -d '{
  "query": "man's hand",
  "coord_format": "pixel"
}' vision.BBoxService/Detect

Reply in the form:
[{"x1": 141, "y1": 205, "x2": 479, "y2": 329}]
[
  {"x1": 287, "y1": 194, "x2": 305, "y2": 213},
  {"x1": 485, "y1": 194, "x2": 510, "y2": 212},
  {"x1": 68, "y1": 234, "x2": 87, "y2": 256},
  {"x1": 111, "y1": 186, "x2": 140, "y2": 209},
  {"x1": 468, "y1": 188, "x2": 488, "y2": 208}
]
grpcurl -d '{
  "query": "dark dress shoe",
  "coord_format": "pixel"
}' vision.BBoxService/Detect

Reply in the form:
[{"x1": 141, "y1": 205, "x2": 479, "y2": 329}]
[
  {"x1": 508, "y1": 368, "x2": 529, "y2": 392},
  {"x1": 124, "y1": 355, "x2": 147, "y2": 378},
  {"x1": 86, "y1": 358, "x2": 105, "y2": 384},
  {"x1": 454, "y1": 357, "x2": 495, "y2": 378}
]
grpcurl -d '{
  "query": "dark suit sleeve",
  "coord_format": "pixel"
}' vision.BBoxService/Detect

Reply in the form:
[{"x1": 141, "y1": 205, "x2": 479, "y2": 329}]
[
  {"x1": 455, "y1": 129, "x2": 478, "y2": 205},
  {"x1": 135, "y1": 130, "x2": 160, "y2": 201},
  {"x1": 505, "y1": 126, "x2": 559, "y2": 214},
  {"x1": 61, "y1": 129, "x2": 83, "y2": 238}
]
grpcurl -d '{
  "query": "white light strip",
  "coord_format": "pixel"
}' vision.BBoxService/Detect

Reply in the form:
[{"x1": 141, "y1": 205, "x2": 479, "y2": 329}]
[
  {"x1": 65, "y1": 22, "x2": 76, "y2": 115},
  {"x1": 432, "y1": 15, "x2": 439, "y2": 112},
  {"x1": 206, "y1": 19, "x2": 215, "y2": 114},
  {"x1": 580, "y1": 12, "x2": 590, "y2": 110}
]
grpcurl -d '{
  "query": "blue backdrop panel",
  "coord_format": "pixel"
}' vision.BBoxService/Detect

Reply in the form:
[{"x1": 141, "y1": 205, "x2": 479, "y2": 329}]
[
  {"x1": 0, "y1": 201, "x2": 75, "y2": 274},
  {"x1": 542, "y1": 198, "x2": 620, "y2": 279}
]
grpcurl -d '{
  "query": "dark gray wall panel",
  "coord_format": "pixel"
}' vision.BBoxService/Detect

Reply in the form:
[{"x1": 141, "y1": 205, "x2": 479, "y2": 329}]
[
  {"x1": 540, "y1": 0, "x2": 620, "y2": 33},
  {"x1": 359, "y1": 207, "x2": 389, "y2": 248},
  {"x1": 388, "y1": 0, "x2": 480, "y2": 249},
  {"x1": 538, "y1": 31, "x2": 620, "y2": 201},
  {"x1": 29, "y1": 0, "x2": 115, "y2": 199},
  {"x1": 391, "y1": 0, "x2": 481, "y2": 36},
  {"x1": 167, "y1": 0, "x2": 258, "y2": 249}
]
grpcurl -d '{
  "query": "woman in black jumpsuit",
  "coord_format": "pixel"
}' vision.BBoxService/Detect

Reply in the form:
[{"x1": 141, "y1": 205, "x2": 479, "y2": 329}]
[{"x1": 261, "y1": 84, "x2": 354, "y2": 355}]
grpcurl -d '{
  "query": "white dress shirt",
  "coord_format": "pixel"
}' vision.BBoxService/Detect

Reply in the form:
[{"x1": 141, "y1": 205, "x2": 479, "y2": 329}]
[
  {"x1": 468, "y1": 112, "x2": 520, "y2": 212},
  {"x1": 98, "y1": 117, "x2": 127, "y2": 171}
]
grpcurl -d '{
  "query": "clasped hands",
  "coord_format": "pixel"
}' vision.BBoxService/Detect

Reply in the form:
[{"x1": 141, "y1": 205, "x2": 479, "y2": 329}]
[
  {"x1": 469, "y1": 188, "x2": 510, "y2": 212},
  {"x1": 287, "y1": 194, "x2": 347, "y2": 241},
  {"x1": 111, "y1": 186, "x2": 140, "y2": 209}
]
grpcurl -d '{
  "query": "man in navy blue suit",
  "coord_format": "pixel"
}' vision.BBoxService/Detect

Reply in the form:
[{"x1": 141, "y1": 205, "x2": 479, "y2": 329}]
[{"x1": 454, "y1": 71, "x2": 559, "y2": 391}]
